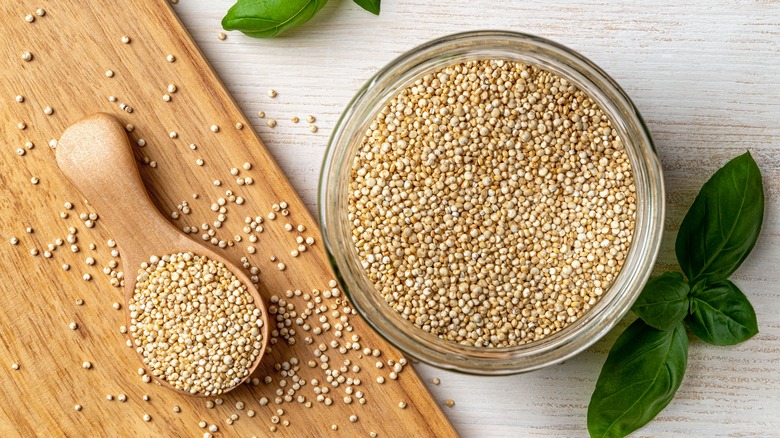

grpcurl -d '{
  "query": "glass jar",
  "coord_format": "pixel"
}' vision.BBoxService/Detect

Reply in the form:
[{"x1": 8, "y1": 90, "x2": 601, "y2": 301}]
[{"x1": 319, "y1": 30, "x2": 665, "y2": 375}]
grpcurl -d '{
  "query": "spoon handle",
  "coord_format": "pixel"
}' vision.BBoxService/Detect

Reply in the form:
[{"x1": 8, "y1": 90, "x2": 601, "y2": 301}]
[{"x1": 56, "y1": 113, "x2": 183, "y2": 269}]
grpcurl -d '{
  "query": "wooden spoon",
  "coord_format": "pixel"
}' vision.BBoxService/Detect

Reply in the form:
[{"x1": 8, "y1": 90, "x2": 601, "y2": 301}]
[{"x1": 55, "y1": 113, "x2": 269, "y2": 396}]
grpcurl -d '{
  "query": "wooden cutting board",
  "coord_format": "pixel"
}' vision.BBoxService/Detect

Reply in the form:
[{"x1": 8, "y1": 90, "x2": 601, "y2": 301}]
[{"x1": 0, "y1": 1, "x2": 457, "y2": 436}]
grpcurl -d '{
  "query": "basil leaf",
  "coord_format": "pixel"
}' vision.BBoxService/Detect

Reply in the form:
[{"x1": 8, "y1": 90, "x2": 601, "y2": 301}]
[
  {"x1": 588, "y1": 320, "x2": 688, "y2": 438},
  {"x1": 353, "y1": 0, "x2": 380, "y2": 14},
  {"x1": 686, "y1": 280, "x2": 758, "y2": 345},
  {"x1": 632, "y1": 272, "x2": 690, "y2": 331},
  {"x1": 222, "y1": 0, "x2": 328, "y2": 38},
  {"x1": 675, "y1": 151, "x2": 764, "y2": 284}
]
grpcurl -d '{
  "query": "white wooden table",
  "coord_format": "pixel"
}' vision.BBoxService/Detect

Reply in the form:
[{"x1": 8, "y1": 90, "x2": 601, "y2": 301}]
[{"x1": 173, "y1": 1, "x2": 780, "y2": 436}]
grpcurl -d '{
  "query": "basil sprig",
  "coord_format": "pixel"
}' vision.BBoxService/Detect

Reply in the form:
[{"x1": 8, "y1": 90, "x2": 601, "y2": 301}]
[
  {"x1": 631, "y1": 272, "x2": 689, "y2": 331},
  {"x1": 353, "y1": 0, "x2": 381, "y2": 15},
  {"x1": 222, "y1": 0, "x2": 380, "y2": 39},
  {"x1": 588, "y1": 320, "x2": 688, "y2": 438},
  {"x1": 588, "y1": 151, "x2": 764, "y2": 438},
  {"x1": 222, "y1": 0, "x2": 329, "y2": 38},
  {"x1": 676, "y1": 151, "x2": 765, "y2": 284},
  {"x1": 687, "y1": 279, "x2": 758, "y2": 346}
]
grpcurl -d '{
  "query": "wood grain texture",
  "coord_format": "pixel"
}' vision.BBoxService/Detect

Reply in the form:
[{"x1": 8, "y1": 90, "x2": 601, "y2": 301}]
[
  {"x1": 172, "y1": 0, "x2": 780, "y2": 436},
  {"x1": 0, "y1": 1, "x2": 455, "y2": 437}
]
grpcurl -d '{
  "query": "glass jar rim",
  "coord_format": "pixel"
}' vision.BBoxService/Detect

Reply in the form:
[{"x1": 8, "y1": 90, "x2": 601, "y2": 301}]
[{"x1": 319, "y1": 30, "x2": 665, "y2": 375}]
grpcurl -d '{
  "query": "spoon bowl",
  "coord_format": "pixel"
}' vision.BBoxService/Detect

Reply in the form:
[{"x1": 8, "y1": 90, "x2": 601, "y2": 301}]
[{"x1": 56, "y1": 113, "x2": 269, "y2": 396}]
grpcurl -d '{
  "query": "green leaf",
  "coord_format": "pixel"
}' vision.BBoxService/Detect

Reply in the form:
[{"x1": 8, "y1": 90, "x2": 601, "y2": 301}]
[
  {"x1": 353, "y1": 0, "x2": 380, "y2": 14},
  {"x1": 675, "y1": 151, "x2": 764, "y2": 284},
  {"x1": 686, "y1": 279, "x2": 758, "y2": 345},
  {"x1": 632, "y1": 272, "x2": 690, "y2": 331},
  {"x1": 222, "y1": 0, "x2": 328, "y2": 38},
  {"x1": 588, "y1": 320, "x2": 688, "y2": 438}
]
